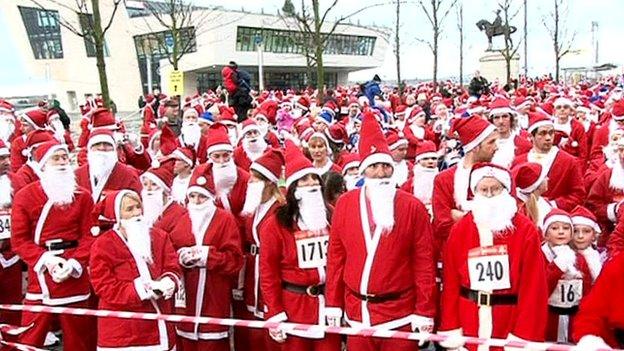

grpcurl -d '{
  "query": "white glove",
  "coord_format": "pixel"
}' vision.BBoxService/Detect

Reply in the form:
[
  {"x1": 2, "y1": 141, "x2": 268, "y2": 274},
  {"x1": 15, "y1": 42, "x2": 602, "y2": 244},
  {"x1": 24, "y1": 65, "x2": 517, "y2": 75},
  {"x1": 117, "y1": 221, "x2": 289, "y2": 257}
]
[
  {"x1": 44, "y1": 254, "x2": 66, "y2": 274},
  {"x1": 581, "y1": 247, "x2": 603, "y2": 281},
  {"x1": 438, "y1": 329, "x2": 466, "y2": 350},
  {"x1": 574, "y1": 335, "x2": 612, "y2": 351},
  {"x1": 50, "y1": 262, "x2": 72, "y2": 283},
  {"x1": 268, "y1": 327, "x2": 287, "y2": 343},
  {"x1": 559, "y1": 137, "x2": 569, "y2": 148},
  {"x1": 195, "y1": 246, "x2": 209, "y2": 267},
  {"x1": 326, "y1": 316, "x2": 341, "y2": 327},
  {"x1": 552, "y1": 245, "x2": 579, "y2": 276},
  {"x1": 178, "y1": 247, "x2": 199, "y2": 268},
  {"x1": 411, "y1": 315, "x2": 434, "y2": 347},
  {"x1": 134, "y1": 278, "x2": 159, "y2": 301},
  {"x1": 152, "y1": 277, "x2": 176, "y2": 300}
]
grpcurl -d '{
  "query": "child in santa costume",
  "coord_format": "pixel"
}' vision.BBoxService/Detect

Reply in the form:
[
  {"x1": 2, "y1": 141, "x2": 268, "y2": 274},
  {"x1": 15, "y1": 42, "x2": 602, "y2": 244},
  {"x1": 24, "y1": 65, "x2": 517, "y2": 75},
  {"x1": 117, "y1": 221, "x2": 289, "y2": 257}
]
[
  {"x1": 259, "y1": 140, "x2": 341, "y2": 351},
  {"x1": 512, "y1": 162, "x2": 552, "y2": 228},
  {"x1": 438, "y1": 162, "x2": 548, "y2": 351}
]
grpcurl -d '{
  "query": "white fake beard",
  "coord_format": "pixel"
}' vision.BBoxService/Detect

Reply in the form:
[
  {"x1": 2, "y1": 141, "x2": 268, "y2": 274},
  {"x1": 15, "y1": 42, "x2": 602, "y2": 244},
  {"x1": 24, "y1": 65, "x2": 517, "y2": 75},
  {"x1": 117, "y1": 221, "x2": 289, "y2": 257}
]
[
  {"x1": 87, "y1": 150, "x2": 117, "y2": 181},
  {"x1": 471, "y1": 192, "x2": 517, "y2": 233},
  {"x1": 171, "y1": 175, "x2": 191, "y2": 203},
  {"x1": 295, "y1": 185, "x2": 328, "y2": 231},
  {"x1": 122, "y1": 216, "x2": 153, "y2": 264},
  {"x1": 227, "y1": 128, "x2": 238, "y2": 146},
  {"x1": 40, "y1": 165, "x2": 76, "y2": 205},
  {"x1": 51, "y1": 120, "x2": 65, "y2": 142},
  {"x1": 141, "y1": 189, "x2": 165, "y2": 227},
  {"x1": 344, "y1": 174, "x2": 361, "y2": 191},
  {"x1": 243, "y1": 137, "x2": 268, "y2": 160},
  {"x1": 0, "y1": 174, "x2": 12, "y2": 207},
  {"x1": 241, "y1": 181, "x2": 265, "y2": 216},
  {"x1": 0, "y1": 119, "x2": 15, "y2": 143},
  {"x1": 213, "y1": 160, "x2": 238, "y2": 195},
  {"x1": 412, "y1": 164, "x2": 438, "y2": 205},
  {"x1": 257, "y1": 123, "x2": 269, "y2": 137},
  {"x1": 391, "y1": 160, "x2": 409, "y2": 187},
  {"x1": 610, "y1": 160, "x2": 624, "y2": 191},
  {"x1": 187, "y1": 200, "x2": 216, "y2": 243},
  {"x1": 181, "y1": 122, "x2": 201, "y2": 147},
  {"x1": 365, "y1": 178, "x2": 396, "y2": 232}
]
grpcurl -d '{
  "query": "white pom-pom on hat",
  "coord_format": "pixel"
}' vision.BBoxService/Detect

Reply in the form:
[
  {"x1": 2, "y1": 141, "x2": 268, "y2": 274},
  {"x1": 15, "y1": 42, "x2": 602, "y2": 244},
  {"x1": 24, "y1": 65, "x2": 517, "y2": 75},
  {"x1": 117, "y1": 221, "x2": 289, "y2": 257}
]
[
  {"x1": 197, "y1": 176, "x2": 207, "y2": 185},
  {"x1": 90, "y1": 226, "x2": 101, "y2": 236}
]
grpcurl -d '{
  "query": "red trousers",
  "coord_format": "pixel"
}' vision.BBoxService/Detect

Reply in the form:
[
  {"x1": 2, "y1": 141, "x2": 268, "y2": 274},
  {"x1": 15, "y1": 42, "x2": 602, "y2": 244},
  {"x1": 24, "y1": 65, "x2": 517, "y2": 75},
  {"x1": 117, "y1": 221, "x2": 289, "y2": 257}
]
[
  {"x1": 176, "y1": 337, "x2": 229, "y2": 351},
  {"x1": 19, "y1": 299, "x2": 96, "y2": 350},
  {"x1": 0, "y1": 262, "x2": 23, "y2": 326},
  {"x1": 233, "y1": 305, "x2": 281, "y2": 351},
  {"x1": 346, "y1": 325, "x2": 419, "y2": 351},
  {"x1": 279, "y1": 334, "x2": 341, "y2": 351}
]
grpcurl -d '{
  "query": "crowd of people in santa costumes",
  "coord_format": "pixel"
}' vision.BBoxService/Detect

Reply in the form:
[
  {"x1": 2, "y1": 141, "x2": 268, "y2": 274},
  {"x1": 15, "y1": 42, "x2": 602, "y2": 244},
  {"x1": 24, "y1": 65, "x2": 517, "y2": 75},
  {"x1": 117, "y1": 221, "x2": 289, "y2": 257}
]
[{"x1": 4, "y1": 71, "x2": 624, "y2": 350}]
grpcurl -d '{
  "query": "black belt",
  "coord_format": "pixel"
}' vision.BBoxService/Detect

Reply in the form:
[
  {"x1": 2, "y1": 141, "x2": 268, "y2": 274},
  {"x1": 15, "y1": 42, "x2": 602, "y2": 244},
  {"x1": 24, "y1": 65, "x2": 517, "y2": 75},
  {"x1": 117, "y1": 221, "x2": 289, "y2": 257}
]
[
  {"x1": 282, "y1": 281, "x2": 325, "y2": 297},
  {"x1": 460, "y1": 287, "x2": 518, "y2": 306},
  {"x1": 549, "y1": 305, "x2": 579, "y2": 315},
  {"x1": 245, "y1": 243, "x2": 259, "y2": 255},
  {"x1": 349, "y1": 287, "x2": 404, "y2": 303},
  {"x1": 45, "y1": 240, "x2": 78, "y2": 251},
  {"x1": 614, "y1": 328, "x2": 624, "y2": 348}
]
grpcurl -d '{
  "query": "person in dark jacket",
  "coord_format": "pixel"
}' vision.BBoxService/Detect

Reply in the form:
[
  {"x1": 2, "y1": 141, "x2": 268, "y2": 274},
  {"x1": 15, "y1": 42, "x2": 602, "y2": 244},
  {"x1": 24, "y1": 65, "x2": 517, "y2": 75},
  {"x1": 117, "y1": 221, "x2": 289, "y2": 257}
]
[{"x1": 468, "y1": 70, "x2": 489, "y2": 97}]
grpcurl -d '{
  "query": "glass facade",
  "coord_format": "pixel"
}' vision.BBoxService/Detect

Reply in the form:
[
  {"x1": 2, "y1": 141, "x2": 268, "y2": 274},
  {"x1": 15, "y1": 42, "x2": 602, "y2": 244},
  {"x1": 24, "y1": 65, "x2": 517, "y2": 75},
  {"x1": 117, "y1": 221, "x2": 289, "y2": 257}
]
[
  {"x1": 196, "y1": 69, "x2": 337, "y2": 93},
  {"x1": 133, "y1": 27, "x2": 197, "y2": 93},
  {"x1": 79, "y1": 14, "x2": 109, "y2": 58},
  {"x1": 236, "y1": 26, "x2": 376, "y2": 56},
  {"x1": 18, "y1": 6, "x2": 63, "y2": 59}
]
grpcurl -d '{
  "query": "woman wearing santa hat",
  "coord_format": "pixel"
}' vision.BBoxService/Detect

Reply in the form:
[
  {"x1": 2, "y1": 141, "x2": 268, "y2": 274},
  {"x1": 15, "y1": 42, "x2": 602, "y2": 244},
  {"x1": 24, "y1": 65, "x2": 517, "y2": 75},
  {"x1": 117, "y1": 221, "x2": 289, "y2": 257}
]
[
  {"x1": 259, "y1": 140, "x2": 341, "y2": 351},
  {"x1": 306, "y1": 132, "x2": 342, "y2": 177},
  {"x1": 235, "y1": 149, "x2": 286, "y2": 351},
  {"x1": 89, "y1": 189, "x2": 181, "y2": 350},
  {"x1": 512, "y1": 162, "x2": 552, "y2": 228},
  {"x1": 438, "y1": 162, "x2": 548, "y2": 351}
]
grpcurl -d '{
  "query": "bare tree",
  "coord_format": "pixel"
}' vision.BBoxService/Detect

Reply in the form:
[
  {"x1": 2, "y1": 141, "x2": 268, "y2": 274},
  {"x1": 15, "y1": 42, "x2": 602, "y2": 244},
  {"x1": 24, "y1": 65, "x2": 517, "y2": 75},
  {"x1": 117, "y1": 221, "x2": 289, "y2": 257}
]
[
  {"x1": 542, "y1": 0, "x2": 577, "y2": 82},
  {"x1": 415, "y1": 0, "x2": 459, "y2": 90},
  {"x1": 29, "y1": 0, "x2": 122, "y2": 108},
  {"x1": 394, "y1": 0, "x2": 403, "y2": 93},
  {"x1": 281, "y1": 0, "x2": 388, "y2": 101},
  {"x1": 455, "y1": 2, "x2": 464, "y2": 86},
  {"x1": 497, "y1": 0, "x2": 522, "y2": 85}
]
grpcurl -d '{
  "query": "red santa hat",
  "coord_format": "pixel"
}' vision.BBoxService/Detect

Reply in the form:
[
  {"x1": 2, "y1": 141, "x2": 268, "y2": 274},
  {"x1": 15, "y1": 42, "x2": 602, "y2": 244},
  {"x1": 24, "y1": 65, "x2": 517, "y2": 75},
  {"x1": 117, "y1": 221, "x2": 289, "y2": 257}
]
[
  {"x1": 87, "y1": 129, "x2": 115, "y2": 150},
  {"x1": 33, "y1": 140, "x2": 68, "y2": 169},
  {"x1": 284, "y1": 139, "x2": 316, "y2": 188},
  {"x1": 394, "y1": 104, "x2": 408, "y2": 118},
  {"x1": 325, "y1": 123, "x2": 348, "y2": 144},
  {"x1": 0, "y1": 140, "x2": 9, "y2": 157},
  {"x1": 217, "y1": 106, "x2": 237, "y2": 126},
  {"x1": 23, "y1": 130, "x2": 54, "y2": 157},
  {"x1": 19, "y1": 108, "x2": 47, "y2": 130},
  {"x1": 553, "y1": 97, "x2": 574, "y2": 108},
  {"x1": 512, "y1": 162, "x2": 545, "y2": 195},
  {"x1": 90, "y1": 108, "x2": 118, "y2": 130},
  {"x1": 339, "y1": 152, "x2": 360, "y2": 175},
  {"x1": 407, "y1": 106, "x2": 425, "y2": 124},
  {"x1": 469, "y1": 162, "x2": 512, "y2": 194},
  {"x1": 294, "y1": 96, "x2": 311, "y2": 111},
  {"x1": 187, "y1": 169, "x2": 216, "y2": 199},
  {"x1": 241, "y1": 119, "x2": 261, "y2": 136},
  {"x1": 570, "y1": 205, "x2": 601, "y2": 233},
  {"x1": 182, "y1": 107, "x2": 199, "y2": 119},
  {"x1": 256, "y1": 100, "x2": 279, "y2": 125},
  {"x1": 415, "y1": 140, "x2": 438, "y2": 162},
  {"x1": 450, "y1": 116, "x2": 497, "y2": 153},
  {"x1": 0, "y1": 99, "x2": 14, "y2": 114},
  {"x1": 250, "y1": 148, "x2": 284, "y2": 183},
  {"x1": 611, "y1": 100, "x2": 624, "y2": 121},
  {"x1": 542, "y1": 208, "x2": 573, "y2": 232},
  {"x1": 358, "y1": 111, "x2": 394, "y2": 174},
  {"x1": 527, "y1": 111, "x2": 553, "y2": 134},
  {"x1": 90, "y1": 189, "x2": 139, "y2": 235},
  {"x1": 205, "y1": 123, "x2": 233, "y2": 155},
  {"x1": 385, "y1": 128, "x2": 408, "y2": 150},
  {"x1": 141, "y1": 161, "x2": 175, "y2": 192},
  {"x1": 171, "y1": 146, "x2": 196, "y2": 168},
  {"x1": 488, "y1": 96, "x2": 516, "y2": 116},
  {"x1": 347, "y1": 97, "x2": 360, "y2": 108},
  {"x1": 158, "y1": 125, "x2": 178, "y2": 157}
]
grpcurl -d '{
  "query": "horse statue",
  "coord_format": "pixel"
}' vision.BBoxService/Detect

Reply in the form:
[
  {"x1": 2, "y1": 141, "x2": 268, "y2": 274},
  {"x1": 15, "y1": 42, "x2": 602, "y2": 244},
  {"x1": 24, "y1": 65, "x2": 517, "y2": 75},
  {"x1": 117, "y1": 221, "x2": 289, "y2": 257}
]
[{"x1": 476, "y1": 10, "x2": 517, "y2": 51}]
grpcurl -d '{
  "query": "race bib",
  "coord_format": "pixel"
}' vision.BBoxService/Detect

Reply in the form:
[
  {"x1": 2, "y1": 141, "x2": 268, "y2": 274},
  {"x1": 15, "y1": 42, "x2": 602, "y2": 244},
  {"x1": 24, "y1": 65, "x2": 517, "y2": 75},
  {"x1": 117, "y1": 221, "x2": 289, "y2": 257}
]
[
  {"x1": 174, "y1": 277, "x2": 186, "y2": 309},
  {"x1": 548, "y1": 279, "x2": 582, "y2": 308},
  {"x1": 468, "y1": 245, "x2": 511, "y2": 291},
  {"x1": 0, "y1": 209, "x2": 11, "y2": 240},
  {"x1": 295, "y1": 229, "x2": 329, "y2": 269}
]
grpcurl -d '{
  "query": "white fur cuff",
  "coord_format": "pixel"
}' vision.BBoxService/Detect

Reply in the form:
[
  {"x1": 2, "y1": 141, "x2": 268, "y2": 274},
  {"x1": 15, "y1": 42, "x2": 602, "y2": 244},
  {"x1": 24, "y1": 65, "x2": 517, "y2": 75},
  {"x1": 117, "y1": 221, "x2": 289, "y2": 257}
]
[
  {"x1": 324, "y1": 307, "x2": 343, "y2": 319},
  {"x1": 607, "y1": 202, "x2": 618, "y2": 223},
  {"x1": 577, "y1": 335, "x2": 612, "y2": 350},
  {"x1": 66, "y1": 258, "x2": 83, "y2": 278}
]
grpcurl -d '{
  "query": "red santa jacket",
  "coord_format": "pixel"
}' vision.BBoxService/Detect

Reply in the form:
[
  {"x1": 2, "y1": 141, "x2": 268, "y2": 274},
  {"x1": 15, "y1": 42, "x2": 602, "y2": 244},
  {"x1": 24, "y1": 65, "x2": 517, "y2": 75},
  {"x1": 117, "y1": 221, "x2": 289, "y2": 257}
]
[
  {"x1": 142, "y1": 104, "x2": 157, "y2": 130},
  {"x1": 221, "y1": 66, "x2": 238, "y2": 95},
  {"x1": 326, "y1": 188, "x2": 437, "y2": 329},
  {"x1": 9, "y1": 135, "x2": 27, "y2": 173},
  {"x1": 554, "y1": 118, "x2": 589, "y2": 161},
  {"x1": 11, "y1": 163, "x2": 39, "y2": 194},
  {"x1": 90, "y1": 228, "x2": 181, "y2": 350},
  {"x1": 153, "y1": 201, "x2": 187, "y2": 235},
  {"x1": 233, "y1": 145, "x2": 254, "y2": 172},
  {"x1": 403, "y1": 124, "x2": 437, "y2": 161},
  {"x1": 586, "y1": 167, "x2": 624, "y2": 244},
  {"x1": 439, "y1": 212, "x2": 548, "y2": 344},
  {"x1": 11, "y1": 182, "x2": 94, "y2": 305},
  {"x1": 169, "y1": 208, "x2": 243, "y2": 339},
  {"x1": 606, "y1": 210, "x2": 624, "y2": 258},
  {"x1": 572, "y1": 251, "x2": 624, "y2": 348},
  {"x1": 242, "y1": 199, "x2": 280, "y2": 318},
  {"x1": 588, "y1": 121, "x2": 612, "y2": 164},
  {"x1": 193, "y1": 163, "x2": 250, "y2": 218},
  {"x1": 512, "y1": 147, "x2": 585, "y2": 211},
  {"x1": 431, "y1": 166, "x2": 465, "y2": 253},
  {"x1": 75, "y1": 162, "x2": 142, "y2": 202}
]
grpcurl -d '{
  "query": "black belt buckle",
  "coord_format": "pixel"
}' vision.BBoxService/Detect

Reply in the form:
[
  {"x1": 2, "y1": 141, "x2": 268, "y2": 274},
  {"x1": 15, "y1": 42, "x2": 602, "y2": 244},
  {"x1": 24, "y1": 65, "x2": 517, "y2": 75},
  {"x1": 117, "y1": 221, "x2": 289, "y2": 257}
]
[
  {"x1": 45, "y1": 239, "x2": 63, "y2": 251},
  {"x1": 362, "y1": 293, "x2": 376, "y2": 302},
  {"x1": 306, "y1": 285, "x2": 321, "y2": 297},
  {"x1": 477, "y1": 291, "x2": 491, "y2": 307}
]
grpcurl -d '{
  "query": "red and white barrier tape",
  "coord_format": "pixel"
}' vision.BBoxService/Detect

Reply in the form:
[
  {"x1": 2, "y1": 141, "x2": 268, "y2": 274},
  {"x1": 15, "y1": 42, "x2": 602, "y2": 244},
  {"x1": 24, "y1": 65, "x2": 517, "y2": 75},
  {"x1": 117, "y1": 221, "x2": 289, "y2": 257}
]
[{"x1": 0, "y1": 304, "x2": 616, "y2": 351}]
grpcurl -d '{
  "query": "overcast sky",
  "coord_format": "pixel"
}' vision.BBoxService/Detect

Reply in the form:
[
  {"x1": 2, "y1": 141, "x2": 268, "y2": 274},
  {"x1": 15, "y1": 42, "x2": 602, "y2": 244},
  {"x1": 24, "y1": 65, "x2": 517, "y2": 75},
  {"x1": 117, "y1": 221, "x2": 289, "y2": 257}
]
[{"x1": 198, "y1": 0, "x2": 624, "y2": 81}]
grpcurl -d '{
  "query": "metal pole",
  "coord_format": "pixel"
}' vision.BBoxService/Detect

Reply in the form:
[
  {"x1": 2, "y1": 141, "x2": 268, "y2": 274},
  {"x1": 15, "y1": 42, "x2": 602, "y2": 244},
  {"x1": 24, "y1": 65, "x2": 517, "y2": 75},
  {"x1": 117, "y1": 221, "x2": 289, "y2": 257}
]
[
  {"x1": 523, "y1": 0, "x2": 528, "y2": 77},
  {"x1": 258, "y1": 41, "x2": 264, "y2": 91},
  {"x1": 146, "y1": 53, "x2": 153, "y2": 94}
]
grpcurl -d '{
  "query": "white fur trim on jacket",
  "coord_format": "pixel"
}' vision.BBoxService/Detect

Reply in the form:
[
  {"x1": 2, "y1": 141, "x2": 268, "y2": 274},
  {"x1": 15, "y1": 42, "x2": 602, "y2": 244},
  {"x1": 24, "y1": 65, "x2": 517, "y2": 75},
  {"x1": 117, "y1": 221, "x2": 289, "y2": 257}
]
[
  {"x1": 266, "y1": 311, "x2": 288, "y2": 323},
  {"x1": 576, "y1": 335, "x2": 612, "y2": 351},
  {"x1": 607, "y1": 202, "x2": 619, "y2": 223}
]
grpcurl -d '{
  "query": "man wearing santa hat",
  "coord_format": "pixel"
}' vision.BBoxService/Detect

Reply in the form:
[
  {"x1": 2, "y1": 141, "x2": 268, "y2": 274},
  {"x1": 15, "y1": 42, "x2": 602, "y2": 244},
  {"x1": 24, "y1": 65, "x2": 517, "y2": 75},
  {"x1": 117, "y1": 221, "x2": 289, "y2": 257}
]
[
  {"x1": 403, "y1": 106, "x2": 436, "y2": 162},
  {"x1": 46, "y1": 110, "x2": 75, "y2": 151},
  {"x1": 236, "y1": 149, "x2": 285, "y2": 351},
  {"x1": 487, "y1": 97, "x2": 532, "y2": 168},
  {"x1": 552, "y1": 97, "x2": 588, "y2": 161},
  {"x1": 169, "y1": 167, "x2": 243, "y2": 350},
  {"x1": 588, "y1": 99, "x2": 624, "y2": 166},
  {"x1": 179, "y1": 107, "x2": 208, "y2": 161},
  {"x1": 438, "y1": 162, "x2": 547, "y2": 351},
  {"x1": 340, "y1": 153, "x2": 362, "y2": 191},
  {"x1": 140, "y1": 160, "x2": 187, "y2": 233},
  {"x1": 432, "y1": 115, "x2": 498, "y2": 251},
  {"x1": 325, "y1": 111, "x2": 437, "y2": 351},
  {"x1": 234, "y1": 119, "x2": 269, "y2": 171},
  {"x1": 11, "y1": 108, "x2": 47, "y2": 172},
  {"x1": 0, "y1": 140, "x2": 22, "y2": 326},
  {"x1": 75, "y1": 129, "x2": 142, "y2": 202},
  {"x1": 11, "y1": 140, "x2": 96, "y2": 349},
  {"x1": 90, "y1": 189, "x2": 181, "y2": 350},
  {"x1": 512, "y1": 111, "x2": 585, "y2": 212},
  {"x1": 386, "y1": 128, "x2": 412, "y2": 187},
  {"x1": 11, "y1": 130, "x2": 55, "y2": 193},
  {"x1": 401, "y1": 140, "x2": 439, "y2": 215},
  {"x1": 170, "y1": 146, "x2": 196, "y2": 204}
]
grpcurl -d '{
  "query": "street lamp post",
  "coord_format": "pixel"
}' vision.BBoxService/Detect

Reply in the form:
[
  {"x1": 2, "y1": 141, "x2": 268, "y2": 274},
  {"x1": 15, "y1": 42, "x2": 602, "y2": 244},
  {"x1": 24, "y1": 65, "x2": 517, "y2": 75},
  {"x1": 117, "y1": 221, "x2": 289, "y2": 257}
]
[{"x1": 255, "y1": 34, "x2": 265, "y2": 91}]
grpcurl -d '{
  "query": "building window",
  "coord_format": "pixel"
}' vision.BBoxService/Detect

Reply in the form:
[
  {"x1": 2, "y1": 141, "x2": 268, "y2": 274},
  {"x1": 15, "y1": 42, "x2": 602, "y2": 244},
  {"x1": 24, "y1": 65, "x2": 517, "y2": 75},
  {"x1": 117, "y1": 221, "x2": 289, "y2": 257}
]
[
  {"x1": 18, "y1": 6, "x2": 64, "y2": 59},
  {"x1": 133, "y1": 27, "x2": 197, "y2": 94},
  {"x1": 79, "y1": 14, "x2": 110, "y2": 58},
  {"x1": 236, "y1": 26, "x2": 376, "y2": 56}
]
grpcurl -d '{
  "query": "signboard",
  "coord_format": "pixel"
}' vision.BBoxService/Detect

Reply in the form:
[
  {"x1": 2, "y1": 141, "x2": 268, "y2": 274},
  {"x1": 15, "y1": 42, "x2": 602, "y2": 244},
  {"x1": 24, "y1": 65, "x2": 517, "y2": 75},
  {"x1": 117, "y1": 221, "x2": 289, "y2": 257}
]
[{"x1": 168, "y1": 70, "x2": 184, "y2": 95}]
